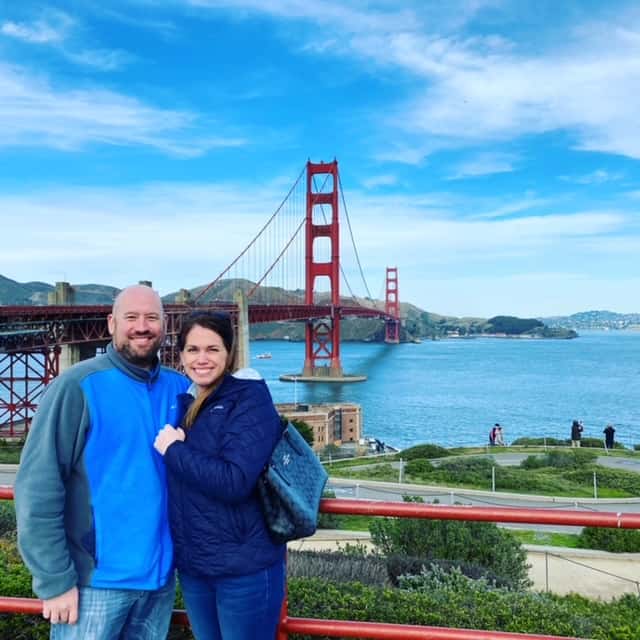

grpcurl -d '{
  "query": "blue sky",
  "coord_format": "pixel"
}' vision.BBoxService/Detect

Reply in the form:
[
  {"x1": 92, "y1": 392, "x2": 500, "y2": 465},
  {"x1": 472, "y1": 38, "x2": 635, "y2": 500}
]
[{"x1": 1, "y1": 0, "x2": 640, "y2": 318}]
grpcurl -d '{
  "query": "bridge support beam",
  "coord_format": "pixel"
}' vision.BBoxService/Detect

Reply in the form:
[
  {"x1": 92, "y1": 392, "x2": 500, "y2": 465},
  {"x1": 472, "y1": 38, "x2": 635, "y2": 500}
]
[
  {"x1": 303, "y1": 161, "x2": 343, "y2": 378},
  {"x1": 59, "y1": 343, "x2": 98, "y2": 372},
  {"x1": 234, "y1": 289, "x2": 250, "y2": 370},
  {"x1": 384, "y1": 266, "x2": 400, "y2": 344},
  {"x1": 0, "y1": 348, "x2": 60, "y2": 436}
]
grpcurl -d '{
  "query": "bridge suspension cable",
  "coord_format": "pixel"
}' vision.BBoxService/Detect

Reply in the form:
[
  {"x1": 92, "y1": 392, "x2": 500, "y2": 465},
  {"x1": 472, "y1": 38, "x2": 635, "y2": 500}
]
[
  {"x1": 193, "y1": 163, "x2": 307, "y2": 305},
  {"x1": 338, "y1": 172, "x2": 373, "y2": 302}
]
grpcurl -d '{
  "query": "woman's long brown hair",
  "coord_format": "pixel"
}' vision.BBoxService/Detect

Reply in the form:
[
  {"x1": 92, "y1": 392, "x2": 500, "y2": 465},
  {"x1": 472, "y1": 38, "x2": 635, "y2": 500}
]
[{"x1": 178, "y1": 312, "x2": 238, "y2": 429}]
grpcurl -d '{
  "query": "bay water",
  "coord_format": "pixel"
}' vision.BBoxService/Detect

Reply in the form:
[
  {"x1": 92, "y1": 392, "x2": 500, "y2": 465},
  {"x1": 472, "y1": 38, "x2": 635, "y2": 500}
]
[{"x1": 254, "y1": 330, "x2": 640, "y2": 450}]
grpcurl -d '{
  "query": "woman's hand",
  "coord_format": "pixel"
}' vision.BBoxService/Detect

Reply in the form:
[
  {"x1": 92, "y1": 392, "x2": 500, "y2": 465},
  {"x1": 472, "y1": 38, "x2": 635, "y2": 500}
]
[{"x1": 154, "y1": 424, "x2": 186, "y2": 455}]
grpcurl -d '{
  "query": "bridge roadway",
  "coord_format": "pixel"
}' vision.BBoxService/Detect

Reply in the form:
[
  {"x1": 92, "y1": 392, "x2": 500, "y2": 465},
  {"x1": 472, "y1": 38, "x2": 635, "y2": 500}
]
[{"x1": 0, "y1": 302, "x2": 392, "y2": 352}]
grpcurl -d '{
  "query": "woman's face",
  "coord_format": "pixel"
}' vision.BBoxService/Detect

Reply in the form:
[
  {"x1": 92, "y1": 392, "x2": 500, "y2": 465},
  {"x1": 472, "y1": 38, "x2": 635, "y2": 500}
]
[{"x1": 180, "y1": 324, "x2": 229, "y2": 393}]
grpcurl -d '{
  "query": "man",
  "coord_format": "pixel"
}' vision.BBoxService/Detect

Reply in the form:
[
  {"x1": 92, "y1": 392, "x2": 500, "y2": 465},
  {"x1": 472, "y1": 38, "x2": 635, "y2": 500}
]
[
  {"x1": 15, "y1": 284, "x2": 189, "y2": 639},
  {"x1": 570, "y1": 419, "x2": 583, "y2": 448}
]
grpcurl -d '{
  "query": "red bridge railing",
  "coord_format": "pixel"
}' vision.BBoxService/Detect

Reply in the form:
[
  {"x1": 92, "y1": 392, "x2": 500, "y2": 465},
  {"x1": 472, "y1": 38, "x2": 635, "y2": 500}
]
[{"x1": 2, "y1": 486, "x2": 638, "y2": 639}]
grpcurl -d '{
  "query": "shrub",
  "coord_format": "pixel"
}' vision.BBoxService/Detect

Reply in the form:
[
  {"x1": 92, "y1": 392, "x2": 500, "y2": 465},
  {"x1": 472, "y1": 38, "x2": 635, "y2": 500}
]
[
  {"x1": 580, "y1": 437, "x2": 608, "y2": 449},
  {"x1": 287, "y1": 549, "x2": 389, "y2": 586},
  {"x1": 577, "y1": 527, "x2": 640, "y2": 553},
  {"x1": 518, "y1": 450, "x2": 590, "y2": 471},
  {"x1": 401, "y1": 444, "x2": 450, "y2": 460},
  {"x1": 521, "y1": 455, "x2": 548, "y2": 470},
  {"x1": 369, "y1": 497, "x2": 531, "y2": 591},
  {"x1": 287, "y1": 418, "x2": 314, "y2": 446},
  {"x1": 563, "y1": 467, "x2": 640, "y2": 495},
  {"x1": 386, "y1": 554, "x2": 512, "y2": 589},
  {"x1": 404, "y1": 458, "x2": 434, "y2": 477},
  {"x1": 287, "y1": 577, "x2": 640, "y2": 639},
  {"x1": 511, "y1": 437, "x2": 567, "y2": 447},
  {"x1": 0, "y1": 503, "x2": 16, "y2": 538}
]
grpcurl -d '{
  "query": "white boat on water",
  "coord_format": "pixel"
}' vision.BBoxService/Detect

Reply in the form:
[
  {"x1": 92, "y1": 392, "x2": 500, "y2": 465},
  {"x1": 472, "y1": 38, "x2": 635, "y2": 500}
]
[{"x1": 256, "y1": 352, "x2": 272, "y2": 359}]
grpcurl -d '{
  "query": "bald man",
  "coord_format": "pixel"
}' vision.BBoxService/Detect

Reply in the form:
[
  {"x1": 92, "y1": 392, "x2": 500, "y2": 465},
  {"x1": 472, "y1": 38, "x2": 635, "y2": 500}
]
[{"x1": 15, "y1": 285, "x2": 189, "y2": 639}]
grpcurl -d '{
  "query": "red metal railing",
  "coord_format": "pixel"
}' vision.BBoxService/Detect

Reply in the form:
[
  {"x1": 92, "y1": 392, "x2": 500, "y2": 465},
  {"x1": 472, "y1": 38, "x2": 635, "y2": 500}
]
[{"x1": 2, "y1": 486, "x2": 636, "y2": 639}]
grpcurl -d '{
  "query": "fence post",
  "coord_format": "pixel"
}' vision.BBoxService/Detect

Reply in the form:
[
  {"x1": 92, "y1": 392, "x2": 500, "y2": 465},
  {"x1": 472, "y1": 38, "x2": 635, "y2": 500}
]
[
  {"x1": 491, "y1": 466, "x2": 496, "y2": 492},
  {"x1": 593, "y1": 471, "x2": 598, "y2": 499},
  {"x1": 545, "y1": 552, "x2": 549, "y2": 592},
  {"x1": 398, "y1": 458, "x2": 404, "y2": 484}
]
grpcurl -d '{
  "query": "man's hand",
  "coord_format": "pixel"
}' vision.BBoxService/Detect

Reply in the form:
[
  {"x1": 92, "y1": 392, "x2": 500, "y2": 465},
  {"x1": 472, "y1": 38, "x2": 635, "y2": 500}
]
[
  {"x1": 154, "y1": 424, "x2": 186, "y2": 455},
  {"x1": 42, "y1": 586, "x2": 79, "y2": 625}
]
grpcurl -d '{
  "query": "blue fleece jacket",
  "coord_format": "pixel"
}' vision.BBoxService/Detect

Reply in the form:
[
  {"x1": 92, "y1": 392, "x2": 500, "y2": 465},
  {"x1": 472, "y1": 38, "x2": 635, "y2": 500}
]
[
  {"x1": 15, "y1": 343, "x2": 189, "y2": 599},
  {"x1": 164, "y1": 369, "x2": 286, "y2": 578}
]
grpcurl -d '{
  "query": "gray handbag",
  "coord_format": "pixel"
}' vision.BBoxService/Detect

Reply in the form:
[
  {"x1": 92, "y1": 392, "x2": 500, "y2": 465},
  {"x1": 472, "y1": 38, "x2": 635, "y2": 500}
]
[{"x1": 257, "y1": 419, "x2": 328, "y2": 544}]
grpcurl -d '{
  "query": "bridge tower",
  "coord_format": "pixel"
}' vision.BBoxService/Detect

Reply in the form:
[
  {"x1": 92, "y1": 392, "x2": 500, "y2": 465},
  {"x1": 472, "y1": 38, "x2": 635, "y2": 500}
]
[
  {"x1": 384, "y1": 267, "x2": 400, "y2": 344},
  {"x1": 303, "y1": 160, "x2": 343, "y2": 377}
]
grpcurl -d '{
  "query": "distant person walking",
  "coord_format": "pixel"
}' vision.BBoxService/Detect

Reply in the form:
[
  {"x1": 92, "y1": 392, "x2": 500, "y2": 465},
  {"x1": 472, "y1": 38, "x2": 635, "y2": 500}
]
[
  {"x1": 495, "y1": 425, "x2": 505, "y2": 446},
  {"x1": 603, "y1": 423, "x2": 616, "y2": 450},
  {"x1": 571, "y1": 419, "x2": 583, "y2": 448}
]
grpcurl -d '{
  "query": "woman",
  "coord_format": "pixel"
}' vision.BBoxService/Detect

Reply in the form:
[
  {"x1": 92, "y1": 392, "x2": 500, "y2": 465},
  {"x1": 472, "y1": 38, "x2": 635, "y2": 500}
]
[{"x1": 153, "y1": 311, "x2": 285, "y2": 640}]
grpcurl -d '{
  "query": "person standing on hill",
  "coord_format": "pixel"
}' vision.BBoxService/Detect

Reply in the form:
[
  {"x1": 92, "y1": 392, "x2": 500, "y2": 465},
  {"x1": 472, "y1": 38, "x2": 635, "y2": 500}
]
[
  {"x1": 603, "y1": 423, "x2": 616, "y2": 450},
  {"x1": 495, "y1": 425, "x2": 505, "y2": 446},
  {"x1": 15, "y1": 284, "x2": 189, "y2": 639},
  {"x1": 488, "y1": 424, "x2": 498, "y2": 446},
  {"x1": 571, "y1": 419, "x2": 584, "y2": 448}
]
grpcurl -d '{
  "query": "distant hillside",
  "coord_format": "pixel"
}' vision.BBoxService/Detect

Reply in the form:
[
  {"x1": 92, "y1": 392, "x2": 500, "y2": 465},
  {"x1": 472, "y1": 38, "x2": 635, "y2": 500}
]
[
  {"x1": 0, "y1": 275, "x2": 118, "y2": 305},
  {"x1": 0, "y1": 273, "x2": 576, "y2": 341},
  {"x1": 542, "y1": 310, "x2": 640, "y2": 330}
]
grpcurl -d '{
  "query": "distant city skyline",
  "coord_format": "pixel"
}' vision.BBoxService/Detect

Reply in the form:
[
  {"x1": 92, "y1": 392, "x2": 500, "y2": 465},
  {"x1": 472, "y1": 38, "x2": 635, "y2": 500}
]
[{"x1": 1, "y1": 1, "x2": 639, "y2": 317}]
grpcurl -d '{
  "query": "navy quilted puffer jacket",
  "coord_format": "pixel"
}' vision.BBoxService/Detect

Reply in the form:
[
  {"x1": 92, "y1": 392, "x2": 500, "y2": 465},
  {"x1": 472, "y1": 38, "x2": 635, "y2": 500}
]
[{"x1": 163, "y1": 369, "x2": 285, "y2": 578}]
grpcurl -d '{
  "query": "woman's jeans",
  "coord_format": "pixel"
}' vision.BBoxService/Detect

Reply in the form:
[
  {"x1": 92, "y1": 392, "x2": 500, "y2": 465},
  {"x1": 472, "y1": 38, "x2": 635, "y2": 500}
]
[
  {"x1": 179, "y1": 561, "x2": 285, "y2": 640},
  {"x1": 49, "y1": 575, "x2": 175, "y2": 640}
]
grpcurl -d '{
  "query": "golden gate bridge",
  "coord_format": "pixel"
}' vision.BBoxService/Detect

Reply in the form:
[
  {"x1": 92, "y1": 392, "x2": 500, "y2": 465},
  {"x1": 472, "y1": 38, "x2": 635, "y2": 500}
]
[{"x1": 0, "y1": 160, "x2": 401, "y2": 435}]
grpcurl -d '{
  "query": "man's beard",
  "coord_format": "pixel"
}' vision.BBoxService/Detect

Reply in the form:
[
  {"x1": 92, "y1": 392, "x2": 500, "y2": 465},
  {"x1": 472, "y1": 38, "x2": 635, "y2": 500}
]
[{"x1": 117, "y1": 335, "x2": 163, "y2": 368}]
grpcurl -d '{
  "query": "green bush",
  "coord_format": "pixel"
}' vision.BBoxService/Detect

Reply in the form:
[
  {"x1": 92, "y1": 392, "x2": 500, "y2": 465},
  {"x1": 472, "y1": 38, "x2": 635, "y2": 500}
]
[
  {"x1": 404, "y1": 458, "x2": 434, "y2": 476},
  {"x1": 577, "y1": 527, "x2": 640, "y2": 553},
  {"x1": 580, "y1": 437, "x2": 608, "y2": 449},
  {"x1": 511, "y1": 437, "x2": 568, "y2": 447},
  {"x1": 401, "y1": 444, "x2": 450, "y2": 460},
  {"x1": 369, "y1": 497, "x2": 531, "y2": 591},
  {"x1": 287, "y1": 577, "x2": 640, "y2": 639},
  {"x1": 563, "y1": 467, "x2": 640, "y2": 495},
  {"x1": 386, "y1": 554, "x2": 512, "y2": 589},
  {"x1": 0, "y1": 503, "x2": 16, "y2": 538},
  {"x1": 520, "y1": 449, "x2": 598, "y2": 470}
]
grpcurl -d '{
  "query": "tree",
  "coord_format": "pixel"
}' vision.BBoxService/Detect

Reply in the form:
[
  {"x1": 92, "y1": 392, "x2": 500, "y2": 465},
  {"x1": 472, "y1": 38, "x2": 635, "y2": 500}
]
[{"x1": 287, "y1": 418, "x2": 314, "y2": 446}]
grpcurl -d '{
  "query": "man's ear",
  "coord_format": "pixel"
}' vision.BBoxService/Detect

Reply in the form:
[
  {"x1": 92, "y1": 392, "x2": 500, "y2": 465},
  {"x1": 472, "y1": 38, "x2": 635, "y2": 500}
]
[{"x1": 107, "y1": 314, "x2": 115, "y2": 336}]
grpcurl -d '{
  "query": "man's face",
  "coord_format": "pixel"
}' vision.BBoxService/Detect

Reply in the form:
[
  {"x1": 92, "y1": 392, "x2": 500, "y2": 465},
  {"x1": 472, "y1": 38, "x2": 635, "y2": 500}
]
[{"x1": 107, "y1": 287, "x2": 165, "y2": 368}]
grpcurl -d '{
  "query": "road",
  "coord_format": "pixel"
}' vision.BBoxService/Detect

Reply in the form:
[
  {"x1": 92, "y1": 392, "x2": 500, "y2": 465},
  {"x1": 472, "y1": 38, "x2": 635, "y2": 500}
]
[{"x1": 327, "y1": 452, "x2": 640, "y2": 533}]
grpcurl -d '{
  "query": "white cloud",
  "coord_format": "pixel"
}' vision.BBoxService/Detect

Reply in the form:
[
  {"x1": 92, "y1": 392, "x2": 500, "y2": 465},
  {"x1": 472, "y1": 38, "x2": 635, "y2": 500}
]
[
  {"x1": 1, "y1": 179, "x2": 638, "y2": 316},
  {"x1": 0, "y1": 62, "x2": 246, "y2": 155},
  {"x1": 361, "y1": 174, "x2": 398, "y2": 189},
  {"x1": 190, "y1": 1, "x2": 640, "y2": 160},
  {"x1": 447, "y1": 152, "x2": 518, "y2": 180},
  {"x1": 1, "y1": 18, "x2": 68, "y2": 44},
  {"x1": 559, "y1": 169, "x2": 625, "y2": 185}
]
